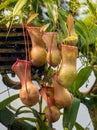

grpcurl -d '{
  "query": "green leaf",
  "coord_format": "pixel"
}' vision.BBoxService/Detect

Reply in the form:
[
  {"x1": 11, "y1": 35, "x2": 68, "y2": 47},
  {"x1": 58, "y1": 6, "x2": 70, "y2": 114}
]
[
  {"x1": 15, "y1": 106, "x2": 50, "y2": 129},
  {"x1": 58, "y1": 8, "x2": 68, "y2": 19},
  {"x1": 0, "y1": 0, "x2": 17, "y2": 11},
  {"x1": 11, "y1": 118, "x2": 37, "y2": 130},
  {"x1": 64, "y1": 128, "x2": 68, "y2": 130},
  {"x1": 0, "y1": 94, "x2": 19, "y2": 110},
  {"x1": 15, "y1": 106, "x2": 32, "y2": 116},
  {"x1": 42, "y1": 0, "x2": 52, "y2": 3},
  {"x1": 16, "y1": 109, "x2": 32, "y2": 116},
  {"x1": 58, "y1": 13, "x2": 68, "y2": 37},
  {"x1": 63, "y1": 98, "x2": 80, "y2": 130},
  {"x1": 88, "y1": 2, "x2": 96, "y2": 16},
  {"x1": 73, "y1": 66, "x2": 93, "y2": 91},
  {"x1": 0, "y1": 14, "x2": 13, "y2": 24},
  {"x1": 75, "y1": 122, "x2": 85, "y2": 130},
  {"x1": 13, "y1": 0, "x2": 27, "y2": 15},
  {"x1": 56, "y1": 0, "x2": 61, "y2": 7},
  {"x1": 0, "y1": 107, "x2": 15, "y2": 125},
  {"x1": 40, "y1": 23, "x2": 50, "y2": 32},
  {"x1": 75, "y1": 20, "x2": 89, "y2": 45},
  {"x1": 26, "y1": 13, "x2": 38, "y2": 25},
  {"x1": 46, "y1": 3, "x2": 57, "y2": 23},
  {"x1": 88, "y1": 25, "x2": 97, "y2": 44},
  {"x1": 32, "y1": 108, "x2": 50, "y2": 130},
  {"x1": 83, "y1": 15, "x2": 95, "y2": 30},
  {"x1": 17, "y1": 117, "x2": 36, "y2": 122},
  {"x1": 0, "y1": 107, "x2": 36, "y2": 130},
  {"x1": 75, "y1": 24, "x2": 86, "y2": 46}
]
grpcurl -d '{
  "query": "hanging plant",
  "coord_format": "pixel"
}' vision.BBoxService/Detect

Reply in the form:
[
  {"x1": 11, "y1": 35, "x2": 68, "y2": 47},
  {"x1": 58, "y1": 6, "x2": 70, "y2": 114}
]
[{"x1": 0, "y1": 1, "x2": 97, "y2": 130}]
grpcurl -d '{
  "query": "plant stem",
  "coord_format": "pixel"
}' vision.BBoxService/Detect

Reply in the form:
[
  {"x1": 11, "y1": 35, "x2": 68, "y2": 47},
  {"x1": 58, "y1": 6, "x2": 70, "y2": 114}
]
[{"x1": 39, "y1": 96, "x2": 42, "y2": 114}]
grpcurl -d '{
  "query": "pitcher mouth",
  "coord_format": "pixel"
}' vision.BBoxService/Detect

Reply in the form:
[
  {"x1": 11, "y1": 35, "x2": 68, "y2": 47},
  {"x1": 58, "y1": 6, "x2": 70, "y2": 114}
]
[
  {"x1": 11, "y1": 59, "x2": 31, "y2": 70},
  {"x1": 61, "y1": 42, "x2": 77, "y2": 48},
  {"x1": 61, "y1": 42, "x2": 78, "y2": 54},
  {"x1": 26, "y1": 25, "x2": 41, "y2": 30}
]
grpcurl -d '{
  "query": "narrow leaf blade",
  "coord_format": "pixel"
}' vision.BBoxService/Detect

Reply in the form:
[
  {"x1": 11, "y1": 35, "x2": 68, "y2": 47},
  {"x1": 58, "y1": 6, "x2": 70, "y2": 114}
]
[
  {"x1": 75, "y1": 122, "x2": 85, "y2": 130},
  {"x1": 63, "y1": 98, "x2": 80, "y2": 130},
  {"x1": 13, "y1": 0, "x2": 27, "y2": 15},
  {"x1": 17, "y1": 117, "x2": 36, "y2": 122},
  {"x1": 0, "y1": 94, "x2": 19, "y2": 110},
  {"x1": 40, "y1": 23, "x2": 50, "y2": 32},
  {"x1": 32, "y1": 108, "x2": 50, "y2": 130},
  {"x1": 0, "y1": 0, "x2": 17, "y2": 11},
  {"x1": 27, "y1": 13, "x2": 38, "y2": 25}
]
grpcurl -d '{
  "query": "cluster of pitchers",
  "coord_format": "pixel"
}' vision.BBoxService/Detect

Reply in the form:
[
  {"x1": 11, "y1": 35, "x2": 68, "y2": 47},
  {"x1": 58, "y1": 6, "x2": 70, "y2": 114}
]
[{"x1": 11, "y1": 25, "x2": 78, "y2": 123}]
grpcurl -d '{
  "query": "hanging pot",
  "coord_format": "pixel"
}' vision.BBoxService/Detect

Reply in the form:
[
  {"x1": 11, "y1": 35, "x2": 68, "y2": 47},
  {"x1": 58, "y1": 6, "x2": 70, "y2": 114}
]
[
  {"x1": 26, "y1": 25, "x2": 47, "y2": 67},
  {"x1": 52, "y1": 73, "x2": 72, "y2": 108},
  {"x1": 57, "y1": 43, "x2": 78, "y2": 88},
  {"x1": 39, "y1": 86, "x2": 60, "y2": 123},
  {"x1": 11, "y1": 59, "x2": 39, "y2": 106},
  {"x1": 42, "y1": 32, "x2": 61, "y2": 67}
]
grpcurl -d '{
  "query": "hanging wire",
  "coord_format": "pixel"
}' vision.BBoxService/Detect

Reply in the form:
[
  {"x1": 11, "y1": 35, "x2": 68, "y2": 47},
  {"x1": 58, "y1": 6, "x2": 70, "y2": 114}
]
[
  {"x1": 22, "y1": 23, "x2": 30, "y2": 98},
  {"x1": 0, "y1": 88, "x2": 11, "y2": 94}
]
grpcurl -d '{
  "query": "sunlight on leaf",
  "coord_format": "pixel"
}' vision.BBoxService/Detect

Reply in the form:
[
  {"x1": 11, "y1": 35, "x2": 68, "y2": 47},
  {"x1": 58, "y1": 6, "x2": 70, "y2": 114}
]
[
  {"x1": 40, "y1": 23, "x2": 50, "y2": 32},
  {"x1": 27, "y1": 13, "x2": 39, "y2": 25},
  {"x1": 13, "y1": 0, "x2": 27, "y2": 16},
  {"x1": 88, "y1": 2, "x2": 97, "y2": 17},
  {"x1": 0, "y1": 0, "x2": 17, "y2": 11},
  {"x1": 0, "y1": 14, "x2": 13, "y2": 24}
]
